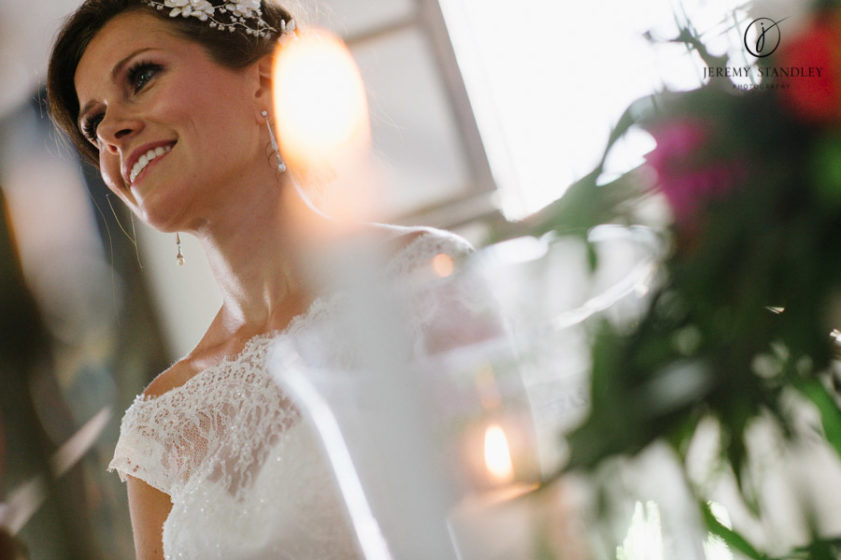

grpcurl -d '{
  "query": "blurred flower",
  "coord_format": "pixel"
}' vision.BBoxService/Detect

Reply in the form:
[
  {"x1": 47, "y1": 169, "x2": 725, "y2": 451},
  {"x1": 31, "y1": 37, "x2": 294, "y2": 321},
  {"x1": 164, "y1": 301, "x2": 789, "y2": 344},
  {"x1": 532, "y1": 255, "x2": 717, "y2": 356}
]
[
  {"x1": 776, "y1": 12, "x2": 841, "y2": 124},
  {"x1": 644, "y1": 119, "x2": 746, "y2": 224},
  {"x1": 524, "y1": 3, "x2": 841, "y2": 560}
]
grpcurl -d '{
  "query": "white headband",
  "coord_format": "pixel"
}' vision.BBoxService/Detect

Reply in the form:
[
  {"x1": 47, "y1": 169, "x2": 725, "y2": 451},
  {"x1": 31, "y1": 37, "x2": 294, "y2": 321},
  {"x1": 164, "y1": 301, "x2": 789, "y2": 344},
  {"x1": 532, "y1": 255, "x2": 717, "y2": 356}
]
[{"x1": 143, "y1": 0, "x2": 295, "y2": 38}]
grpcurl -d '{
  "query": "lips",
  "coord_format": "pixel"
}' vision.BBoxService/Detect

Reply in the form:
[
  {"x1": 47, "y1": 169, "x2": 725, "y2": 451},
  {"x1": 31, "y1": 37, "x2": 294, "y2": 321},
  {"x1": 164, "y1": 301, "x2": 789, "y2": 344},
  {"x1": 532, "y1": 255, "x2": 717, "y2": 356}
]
[{"x1": 123, "y1": 140, "x2": 176, "y2": 186}]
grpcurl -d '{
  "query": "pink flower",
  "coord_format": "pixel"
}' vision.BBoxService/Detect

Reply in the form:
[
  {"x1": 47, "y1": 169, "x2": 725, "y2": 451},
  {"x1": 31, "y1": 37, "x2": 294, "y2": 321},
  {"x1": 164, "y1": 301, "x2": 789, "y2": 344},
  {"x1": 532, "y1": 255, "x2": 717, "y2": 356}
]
[
  {"x1": 776, "y1": 13, "x2": 841, "y2": 124},
  {"x1": 645, "y1": 119, "x2": 746, "y2": 224}
]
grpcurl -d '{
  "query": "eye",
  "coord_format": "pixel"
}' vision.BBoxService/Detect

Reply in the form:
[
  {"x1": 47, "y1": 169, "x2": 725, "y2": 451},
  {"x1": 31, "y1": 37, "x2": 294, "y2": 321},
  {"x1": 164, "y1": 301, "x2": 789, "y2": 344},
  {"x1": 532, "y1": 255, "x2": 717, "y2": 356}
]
[
  {"x1": 82, "y1": 112, "x2": 104, "y2": 145},
  {"x1": 127, "y1": 61, "x2": 162, "y2": 93}
]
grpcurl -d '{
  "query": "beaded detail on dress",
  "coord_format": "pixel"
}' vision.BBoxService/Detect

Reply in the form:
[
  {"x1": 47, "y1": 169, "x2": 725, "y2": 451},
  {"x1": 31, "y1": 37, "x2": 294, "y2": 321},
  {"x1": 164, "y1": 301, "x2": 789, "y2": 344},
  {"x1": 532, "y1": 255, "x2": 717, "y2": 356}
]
[{"x1": 108, "y1": 228, "x2": 473, "y2": 559}]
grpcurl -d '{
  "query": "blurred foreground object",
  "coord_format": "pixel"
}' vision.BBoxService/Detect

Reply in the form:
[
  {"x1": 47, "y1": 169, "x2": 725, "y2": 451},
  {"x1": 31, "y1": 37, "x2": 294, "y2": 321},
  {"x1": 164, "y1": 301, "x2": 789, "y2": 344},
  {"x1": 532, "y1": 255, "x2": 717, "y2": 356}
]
[
  {"x1": 1, "y1": 91, "x2": 168, "y2": 558},
  {"x1": 492, "y1": 1, "x2": 841, "y2": 558},
  {"x1": 271, "y1": 225, "x2": 659, "y2": 559},
  {"x1": 271, "y1": 26, "x2": 377, "y2": 225},
  {"x1": 0, "y1": 188, "x2": 102, "y2": 559}
]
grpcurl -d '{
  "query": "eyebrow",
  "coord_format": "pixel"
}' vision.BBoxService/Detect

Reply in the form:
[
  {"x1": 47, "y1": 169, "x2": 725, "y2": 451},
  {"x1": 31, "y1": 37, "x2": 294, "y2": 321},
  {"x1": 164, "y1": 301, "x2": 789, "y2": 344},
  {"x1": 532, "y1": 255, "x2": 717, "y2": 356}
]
[{"x1": 77, "y1": 47, "x2": 154, "y2": 128}]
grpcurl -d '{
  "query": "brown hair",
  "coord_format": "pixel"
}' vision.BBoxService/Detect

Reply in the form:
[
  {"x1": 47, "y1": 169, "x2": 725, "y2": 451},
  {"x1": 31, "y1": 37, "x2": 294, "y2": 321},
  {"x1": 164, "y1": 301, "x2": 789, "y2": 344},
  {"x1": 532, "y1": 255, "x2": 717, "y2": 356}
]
[{"x1": 47, "y1": 0, "x2": 294, "y2": 166}]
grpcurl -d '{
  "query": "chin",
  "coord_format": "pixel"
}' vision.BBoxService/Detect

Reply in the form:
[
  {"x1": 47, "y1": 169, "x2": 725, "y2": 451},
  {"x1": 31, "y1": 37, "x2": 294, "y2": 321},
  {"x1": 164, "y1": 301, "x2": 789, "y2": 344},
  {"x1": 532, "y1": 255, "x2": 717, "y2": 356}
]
[
  {"x1": 142, "y1": 208, "x2": 189, "y2": 234},
  {"x1": 134, "y1": 197, "x2": 186, "y2": 233},
  {"x1": 132, "y1": 182, "x2": 195, "y2": 232}
]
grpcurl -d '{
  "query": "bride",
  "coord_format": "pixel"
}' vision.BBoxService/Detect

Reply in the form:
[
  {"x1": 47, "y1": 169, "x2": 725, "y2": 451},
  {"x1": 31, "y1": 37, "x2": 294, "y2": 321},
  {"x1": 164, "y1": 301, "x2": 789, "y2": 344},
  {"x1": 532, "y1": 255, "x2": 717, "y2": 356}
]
[{"x1": 47, "y1": 1, "x2": 475, "y2": 558}]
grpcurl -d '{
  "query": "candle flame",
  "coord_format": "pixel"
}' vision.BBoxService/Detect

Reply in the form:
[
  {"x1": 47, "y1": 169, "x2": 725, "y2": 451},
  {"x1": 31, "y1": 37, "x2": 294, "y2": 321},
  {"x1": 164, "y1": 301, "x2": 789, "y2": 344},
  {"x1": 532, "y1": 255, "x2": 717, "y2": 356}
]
[{"x1": 483, "y1": 424, "x2": 514, "y2": 483}]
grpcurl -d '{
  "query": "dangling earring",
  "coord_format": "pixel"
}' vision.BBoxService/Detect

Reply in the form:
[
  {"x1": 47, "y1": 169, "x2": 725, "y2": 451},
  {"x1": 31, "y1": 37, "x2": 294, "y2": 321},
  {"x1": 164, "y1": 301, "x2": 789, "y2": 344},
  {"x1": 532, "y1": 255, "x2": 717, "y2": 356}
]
[
  {"x1": 260, "y1": 111, "x2": 328, "y2": 218},
  {"x1": 261, "y1": 110, "x2": 287, "y2": 173},
  {"x1": 175, "y1": 232, "x2": 185, "y2": 266}
]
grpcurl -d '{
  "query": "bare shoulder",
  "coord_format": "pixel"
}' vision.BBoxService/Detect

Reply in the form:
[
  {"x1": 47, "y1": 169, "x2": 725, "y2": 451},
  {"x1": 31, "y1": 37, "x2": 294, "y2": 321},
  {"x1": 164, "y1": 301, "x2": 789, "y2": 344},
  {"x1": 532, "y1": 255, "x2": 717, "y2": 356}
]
[
  {"x1": 368, "y1": 223, "x2": 425, "y2": 249},
  {"x1": 142, "y1": 358, "x2": 199, "y2": 399},
  {"x1": 142, "y1": 315, "x2": 227, "y2": 399},
  {"x1": 371, "y1": 223, "x2": 472, "y2": 256},
  {"x1": 140, "y1": 308, "x2": 271, "y2": 399}
]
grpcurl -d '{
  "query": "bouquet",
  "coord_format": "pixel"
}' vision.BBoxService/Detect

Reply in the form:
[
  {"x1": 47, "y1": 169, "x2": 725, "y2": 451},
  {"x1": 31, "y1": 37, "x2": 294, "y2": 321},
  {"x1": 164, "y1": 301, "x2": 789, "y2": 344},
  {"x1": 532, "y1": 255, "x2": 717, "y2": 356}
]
[{"x1": 501, "y1": 2, "x2": 841, "y2": 557}]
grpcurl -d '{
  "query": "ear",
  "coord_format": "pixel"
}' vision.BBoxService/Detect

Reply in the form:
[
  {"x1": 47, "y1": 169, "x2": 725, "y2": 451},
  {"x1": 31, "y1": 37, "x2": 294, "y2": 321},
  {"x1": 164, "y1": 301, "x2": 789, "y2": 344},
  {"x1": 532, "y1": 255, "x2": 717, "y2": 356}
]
[{"x1": 252, "y1": 53, "x2": 275, "y2": 121}]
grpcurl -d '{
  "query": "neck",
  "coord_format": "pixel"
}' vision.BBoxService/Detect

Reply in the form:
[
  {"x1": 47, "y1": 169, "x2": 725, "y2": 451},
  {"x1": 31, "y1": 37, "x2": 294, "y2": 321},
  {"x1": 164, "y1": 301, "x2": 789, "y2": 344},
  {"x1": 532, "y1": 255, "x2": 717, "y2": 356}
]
[{"x1": 190, "y1": 174, "x2": 330, "y2": 336}]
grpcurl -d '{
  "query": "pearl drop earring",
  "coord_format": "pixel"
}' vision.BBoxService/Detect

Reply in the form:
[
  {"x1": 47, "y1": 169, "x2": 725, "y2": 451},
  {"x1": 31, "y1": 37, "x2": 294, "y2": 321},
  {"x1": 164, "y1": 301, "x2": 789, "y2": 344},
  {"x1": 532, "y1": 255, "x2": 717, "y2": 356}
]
[
  {"x1": 261, "y1": 110, "x2": 287, "y2": 173},
  {"x1": 176, "y1": 232, "x2": 185, "y2": 266}
]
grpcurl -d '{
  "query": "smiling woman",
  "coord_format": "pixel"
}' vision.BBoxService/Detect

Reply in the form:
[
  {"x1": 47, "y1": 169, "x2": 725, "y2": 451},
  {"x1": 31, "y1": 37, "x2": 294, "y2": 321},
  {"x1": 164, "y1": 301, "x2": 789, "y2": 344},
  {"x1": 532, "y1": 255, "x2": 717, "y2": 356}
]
[
  {"x1": 70, "y1": 11, "x2": 280, "y2": 230},
  {"x1": 45, "y1": 1, "x2": 478, "y2": 558}
]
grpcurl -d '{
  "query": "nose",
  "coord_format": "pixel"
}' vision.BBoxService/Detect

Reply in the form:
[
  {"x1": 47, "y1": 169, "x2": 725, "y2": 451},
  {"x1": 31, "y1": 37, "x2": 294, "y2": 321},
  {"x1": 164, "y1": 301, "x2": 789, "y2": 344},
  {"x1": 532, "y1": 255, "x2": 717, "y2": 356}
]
[{"x1": 97, "y1": 108, "x2": 143, "y2": 154}]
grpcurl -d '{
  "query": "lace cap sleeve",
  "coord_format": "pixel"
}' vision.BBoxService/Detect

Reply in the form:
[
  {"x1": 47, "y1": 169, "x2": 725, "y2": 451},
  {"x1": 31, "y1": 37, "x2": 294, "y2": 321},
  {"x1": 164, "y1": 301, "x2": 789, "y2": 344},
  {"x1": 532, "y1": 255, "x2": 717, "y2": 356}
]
[
  {"x1": 107, "y1": 395, "x2": 175, "y2": 495},
  {"x1": 389, "y1": 228, "x2": 501, "y2": 355},
  {"x1": 384, "y1": 227, "x2": 474, "y2": 278}
]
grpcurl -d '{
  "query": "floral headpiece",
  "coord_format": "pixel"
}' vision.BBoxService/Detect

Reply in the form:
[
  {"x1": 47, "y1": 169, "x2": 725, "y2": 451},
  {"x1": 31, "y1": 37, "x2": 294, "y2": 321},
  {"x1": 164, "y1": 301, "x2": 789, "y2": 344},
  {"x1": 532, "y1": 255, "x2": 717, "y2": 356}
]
[{"x1": 143, "y1": 0, "x2": 295, "y2": 39}]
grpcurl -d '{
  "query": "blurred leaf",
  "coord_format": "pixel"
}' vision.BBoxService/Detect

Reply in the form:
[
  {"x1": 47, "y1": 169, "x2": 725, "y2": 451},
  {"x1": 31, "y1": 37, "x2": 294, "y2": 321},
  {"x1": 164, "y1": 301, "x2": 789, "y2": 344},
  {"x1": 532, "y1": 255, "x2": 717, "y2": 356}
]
[
  {"x1": 794, "y1": 379, "x2": 841, "y2": 461},
  {"x1": 669, "y1": 27, "x2": 729, "y2": 70},
  {"x1": 701, "y1": 501, "x2": 770, "y2": 560},
  {"x1": 489, "y1": 95, "x2": 657, "y2": 243},
  {"x1": 786, "y1": 537, "x2": 841, "y2": 560},
  {"x1": 586, "y1": 241, "x2": 598, "y2": 273}
]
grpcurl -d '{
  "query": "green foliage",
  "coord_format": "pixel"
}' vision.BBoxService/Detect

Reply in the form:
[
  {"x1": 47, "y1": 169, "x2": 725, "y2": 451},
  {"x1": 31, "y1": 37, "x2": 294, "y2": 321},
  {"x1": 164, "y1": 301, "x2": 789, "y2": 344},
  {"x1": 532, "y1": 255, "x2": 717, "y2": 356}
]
[
  {"x1": 702, "y1": 501, "x2": 770, "y2": 560},
  {"x1": 509, "y1": 11, "x2": 841, "y2": 559}
]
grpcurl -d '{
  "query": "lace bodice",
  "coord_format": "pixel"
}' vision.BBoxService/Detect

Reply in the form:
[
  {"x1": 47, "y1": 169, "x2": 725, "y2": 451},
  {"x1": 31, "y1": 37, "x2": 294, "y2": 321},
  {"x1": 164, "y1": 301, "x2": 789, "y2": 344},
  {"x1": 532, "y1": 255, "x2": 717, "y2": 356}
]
[{"x1": 108, "y1": 227, "x2": 474, "y2": 559}]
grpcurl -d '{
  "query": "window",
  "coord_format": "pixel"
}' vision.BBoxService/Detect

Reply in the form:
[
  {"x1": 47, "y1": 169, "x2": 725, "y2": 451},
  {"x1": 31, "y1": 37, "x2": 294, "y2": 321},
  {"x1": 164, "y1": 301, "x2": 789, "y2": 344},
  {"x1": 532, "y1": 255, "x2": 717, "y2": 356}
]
[{"x1": 437, "y1": 0, "x2": 755, "y2": 219}]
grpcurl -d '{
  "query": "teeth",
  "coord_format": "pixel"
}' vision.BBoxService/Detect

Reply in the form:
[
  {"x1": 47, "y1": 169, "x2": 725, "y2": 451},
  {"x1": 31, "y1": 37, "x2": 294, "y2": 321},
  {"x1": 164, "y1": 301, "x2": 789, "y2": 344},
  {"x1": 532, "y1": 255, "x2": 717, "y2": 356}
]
[{"x1": 130, "y1": 145, "x2": 172, "y2": 183}]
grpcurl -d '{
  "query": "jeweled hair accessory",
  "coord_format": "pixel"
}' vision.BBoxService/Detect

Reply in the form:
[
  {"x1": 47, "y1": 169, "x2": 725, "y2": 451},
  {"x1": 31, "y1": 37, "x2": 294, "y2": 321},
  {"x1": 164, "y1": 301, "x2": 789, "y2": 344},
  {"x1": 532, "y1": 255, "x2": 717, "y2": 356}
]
[{"x1": 143, "y1": 0, "x2": 295, "y2": 38}]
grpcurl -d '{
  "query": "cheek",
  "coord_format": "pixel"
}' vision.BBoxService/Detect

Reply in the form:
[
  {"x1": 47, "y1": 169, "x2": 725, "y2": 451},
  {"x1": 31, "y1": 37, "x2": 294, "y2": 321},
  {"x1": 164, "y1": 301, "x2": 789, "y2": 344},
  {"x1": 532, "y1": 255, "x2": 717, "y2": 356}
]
[
  {"x1": 99, "y1": 152, "x2": 127, "y2": 196},
  {"x1": 177, "y1": 77, "x2": 257, "y2": 147}
]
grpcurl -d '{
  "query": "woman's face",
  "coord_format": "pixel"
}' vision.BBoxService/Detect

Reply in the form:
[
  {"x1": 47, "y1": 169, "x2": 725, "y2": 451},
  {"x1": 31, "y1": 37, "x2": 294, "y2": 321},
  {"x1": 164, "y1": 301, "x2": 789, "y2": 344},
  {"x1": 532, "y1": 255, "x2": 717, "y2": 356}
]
[{"x1": 74, "y1": 10, "x2": 267, "y2": 231}]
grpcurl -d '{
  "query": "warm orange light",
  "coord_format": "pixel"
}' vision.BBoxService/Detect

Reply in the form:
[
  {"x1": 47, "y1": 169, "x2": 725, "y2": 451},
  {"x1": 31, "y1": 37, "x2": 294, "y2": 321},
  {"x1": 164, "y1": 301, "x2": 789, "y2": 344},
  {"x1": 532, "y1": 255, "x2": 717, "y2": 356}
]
[
  {"x1": 431, "y1": 253, "x2": 454, "y2": 278},
  {"x1": 484, "y1": 424, "x2": 514, "y2": 484},
  {"x1": 271, "y1": 28, "x2": 370, "y2": 179}
]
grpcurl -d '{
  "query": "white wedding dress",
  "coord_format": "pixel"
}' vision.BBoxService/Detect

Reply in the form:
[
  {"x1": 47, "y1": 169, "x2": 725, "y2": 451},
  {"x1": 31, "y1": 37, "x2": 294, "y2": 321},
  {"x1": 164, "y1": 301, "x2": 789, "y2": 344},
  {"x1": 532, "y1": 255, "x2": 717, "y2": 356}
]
[{"x1": 108, "y1": 227, "x2": 475, "y2": 559}]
